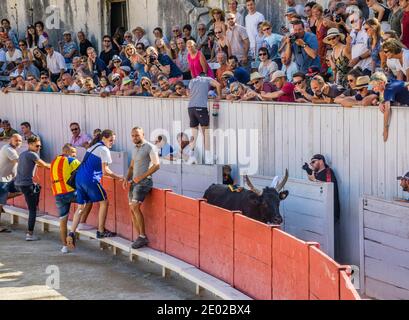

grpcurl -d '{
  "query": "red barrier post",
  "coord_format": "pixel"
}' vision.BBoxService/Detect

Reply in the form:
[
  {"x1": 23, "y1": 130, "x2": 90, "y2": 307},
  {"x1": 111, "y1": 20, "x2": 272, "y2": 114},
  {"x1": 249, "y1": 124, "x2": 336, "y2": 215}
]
[
  {"x1": 165, "y1": 192, "x2": 201, "y2": 267},
  {"x1": 272, "y1": 229, "x2": 311, "y2": 300},
  {"x1": 101, "y1": 177, "x2": 116, "y2": 233},
  {"x1": 340, "y1": 270, "x2": 361, "y2": 300},
  {"x1": 199, "y1": 201, "x2": 234, "y2": 285},
  {"x1": 309, "y1": 245, "x2": 341, "y2": 300},
  {"x1": 44, "y1": 169, "x2": 58, "y2": 217},
  {"x1": 114, "y1": 180, "x2": 133, "y2": 240},
  {"x1": 234, "y1": 214, "x2": 274, "y2": 299},
  {"x1": 140, "y1": 188, "x2": 168, "y2": 252}
]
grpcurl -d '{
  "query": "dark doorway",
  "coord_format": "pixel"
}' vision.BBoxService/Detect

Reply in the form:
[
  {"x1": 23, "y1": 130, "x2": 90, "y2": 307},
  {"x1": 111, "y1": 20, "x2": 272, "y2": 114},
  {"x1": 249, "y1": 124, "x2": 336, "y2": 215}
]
[{"x1": 110, "y1": 1, "x2": 128, "y2": 36}]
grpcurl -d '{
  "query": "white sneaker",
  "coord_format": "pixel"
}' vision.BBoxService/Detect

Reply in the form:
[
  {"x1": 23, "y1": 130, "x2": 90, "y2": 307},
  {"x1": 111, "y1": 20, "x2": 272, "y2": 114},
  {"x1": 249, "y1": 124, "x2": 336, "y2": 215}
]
[
  {"x1": 61, "y1": 246, "x2": 69, "y2": 254},
  {"x1": 25, "y1": 233, "x2": 39, "y2": 241}
]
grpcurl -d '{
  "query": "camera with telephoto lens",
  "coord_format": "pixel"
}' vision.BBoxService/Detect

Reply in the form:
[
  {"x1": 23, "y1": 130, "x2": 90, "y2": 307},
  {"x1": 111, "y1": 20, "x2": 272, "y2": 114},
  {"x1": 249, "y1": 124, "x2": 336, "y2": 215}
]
[
  {"x1": 148, "y1": 55, "x2": 156, "y2": 64},
  {"x1": 334, "y1": 14, "x2": 343, "y2": 23},
  {"x1": 302, "y1": 162, "x2": 313, "y2": 175},
  {"x1": 289, "y1": 34, "x2": 297, "y2": 44}
]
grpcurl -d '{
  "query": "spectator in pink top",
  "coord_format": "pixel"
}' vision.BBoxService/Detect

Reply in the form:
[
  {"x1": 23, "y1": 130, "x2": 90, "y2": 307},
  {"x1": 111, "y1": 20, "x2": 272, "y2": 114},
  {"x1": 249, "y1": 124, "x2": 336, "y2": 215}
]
[
  {"x1": 69, "y1": 123, "x2": 91, "y2": 148},
  {"x1": 186, "y1": 40, "x2": 214, "y2": 79}
]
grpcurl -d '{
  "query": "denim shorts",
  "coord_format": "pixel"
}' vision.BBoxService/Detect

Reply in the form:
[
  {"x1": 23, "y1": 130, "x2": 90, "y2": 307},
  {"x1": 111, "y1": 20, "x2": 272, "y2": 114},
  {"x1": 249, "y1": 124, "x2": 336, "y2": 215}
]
[
  {"x1": 129, "y1": 179, "x2": 153, "y2": 203},
  {"x1": 55, "y1": 192, "x2": 77, "y2": 219},
  {"x1": 0, "y1": 181, "x2": 18, "y2": 205}
]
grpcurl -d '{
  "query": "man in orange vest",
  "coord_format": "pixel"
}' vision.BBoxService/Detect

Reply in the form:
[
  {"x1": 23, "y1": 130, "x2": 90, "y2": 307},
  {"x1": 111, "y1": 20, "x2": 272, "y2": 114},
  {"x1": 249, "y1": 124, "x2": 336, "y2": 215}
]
[{"x1": 51, "y1": 143, "x2": 91, "y2": 253}]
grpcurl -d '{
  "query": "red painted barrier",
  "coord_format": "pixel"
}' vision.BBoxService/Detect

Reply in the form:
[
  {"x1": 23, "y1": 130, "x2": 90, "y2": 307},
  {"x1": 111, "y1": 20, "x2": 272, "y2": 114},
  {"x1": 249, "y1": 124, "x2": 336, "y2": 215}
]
[
  {"x1": 101, "y1": 177, "x2": 116, "y2": 233},
  {"x1": 234, "y1": 214, "x2": 273, "y2": 300},
  {"x1": 141, "y1": 188, "x2": 168, "y2": 252},
  {"x1": 165, "y1": 192, "x2": 201, "y2": 267},
  {"x1": 199, "y1": 201, "x2": 234, "y2": 285},
  {"x1": 272, "y1": 228, "x2": 312, "y2": 300},
  {"x1": 309, "y1": 245, "x2": 341, "y2": 300},
  {"x1": 44, "y1": 169, "x2": 58, "y2": 217},
  {"x1": 340, "y1": 271, "x2": 361, "y2": 300},
  {"x1": 114, "y1": 181, "x2": 133, "y2": 241}
]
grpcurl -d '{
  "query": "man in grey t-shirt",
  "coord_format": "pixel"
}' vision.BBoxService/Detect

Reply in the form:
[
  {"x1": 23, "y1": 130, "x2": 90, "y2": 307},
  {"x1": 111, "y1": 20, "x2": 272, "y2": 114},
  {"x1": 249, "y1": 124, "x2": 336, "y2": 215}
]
[
  {"x1": 14, "y1": 136, "x2": 50, "y2": 241},
  {"x1": 125, "y1": 127, "x2": 160, "y2": 249},
  {"x1": 0, "y1": 134, "x2": 22, "y2": 233},
  {"x1": 188, "y1": 73, "x2": 221, "y2": 164}
]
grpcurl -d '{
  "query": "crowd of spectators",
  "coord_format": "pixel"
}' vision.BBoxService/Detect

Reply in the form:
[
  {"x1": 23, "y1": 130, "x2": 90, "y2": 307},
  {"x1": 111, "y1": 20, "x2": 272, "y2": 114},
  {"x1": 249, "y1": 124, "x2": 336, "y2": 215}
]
[{"x1": 1, "y1": 0, "x2": 409, "y2": 141}]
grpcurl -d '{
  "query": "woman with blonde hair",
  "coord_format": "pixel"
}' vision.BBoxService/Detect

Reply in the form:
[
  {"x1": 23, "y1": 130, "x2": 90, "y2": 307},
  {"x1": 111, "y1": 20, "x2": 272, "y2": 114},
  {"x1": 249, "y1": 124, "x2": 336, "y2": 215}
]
[
  {"x1": 364, "y1": 18, "x2": 383, "y2": 73},
  {"x1": 124, "y1": 43, "x2": 150, "y2": 83},
  {"x1": 186, "y1": 40, "x2": 214, "y2": 79},
  {"x1": 155, "y1": 38, "x2": 168, "y2": 54},
  {"x1": 137, "y1": 77, "x2": 154, "y2": 97},
  {"x1": 210, "y1": 8, "x2": 227, "y2": 34}
]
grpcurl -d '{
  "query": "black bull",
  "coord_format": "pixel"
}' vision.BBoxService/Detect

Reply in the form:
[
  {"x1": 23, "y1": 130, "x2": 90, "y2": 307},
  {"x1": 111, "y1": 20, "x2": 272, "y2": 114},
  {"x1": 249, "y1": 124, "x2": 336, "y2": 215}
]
[{"x1": 203, "y1": 171, "x2": 289, "y2": 225}]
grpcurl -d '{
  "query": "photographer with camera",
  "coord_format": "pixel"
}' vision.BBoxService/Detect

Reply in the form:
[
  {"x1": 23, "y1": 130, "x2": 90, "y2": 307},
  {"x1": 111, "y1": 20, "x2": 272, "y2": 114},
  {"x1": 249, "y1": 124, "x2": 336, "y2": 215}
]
[
  {"x1": 284, "y1": 20, "x2": 320, "y2": 74},
  {"x1": 302, "y1": 154, "x2": 340, "y2": 223},
  {"x1": 144, "y1": 46, "x2": 183, "y2": 84},
  {"x1": 34, "y1": 71, "x2": 58, "y2": 92}
]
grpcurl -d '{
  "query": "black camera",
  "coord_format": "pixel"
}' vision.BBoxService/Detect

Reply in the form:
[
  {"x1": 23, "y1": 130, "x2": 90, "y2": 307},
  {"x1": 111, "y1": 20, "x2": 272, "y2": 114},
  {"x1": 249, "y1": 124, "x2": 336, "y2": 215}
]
[
  {"x1": 289, "y1": 34, "x2": 297, "y2": 44},
  {"x1": 302, "y1": 162, "x2": 313, "y2": 175},
  {"x1": 148, "y1": 55, "x2": 156, "y2": 64},
  {"x1": 334, "y1": 14, "x2": 343, "y2": 23}
]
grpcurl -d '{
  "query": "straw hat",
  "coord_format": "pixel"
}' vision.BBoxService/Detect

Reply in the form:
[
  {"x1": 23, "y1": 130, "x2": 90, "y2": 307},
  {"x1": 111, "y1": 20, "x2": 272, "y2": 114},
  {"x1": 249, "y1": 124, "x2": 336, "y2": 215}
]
[
  {"x1": 354, "y1": 76, "x2": 370, "y2": 89},
  {"x1": 323, "y1": 28, "x2": 345, "y2": 44},
  {"x1": 248, "y1": 72, "x2": 265, "y2": 84}
]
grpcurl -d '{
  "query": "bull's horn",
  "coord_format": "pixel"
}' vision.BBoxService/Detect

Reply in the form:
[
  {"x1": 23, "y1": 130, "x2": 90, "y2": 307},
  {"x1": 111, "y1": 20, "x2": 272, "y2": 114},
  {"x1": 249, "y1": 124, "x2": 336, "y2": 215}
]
[
  {"x1": 244, "y1": 175, "x2": 262, "y2": 196},
  {"x1": 276, "y1": 169, "x2": 289, "y2": 192}
]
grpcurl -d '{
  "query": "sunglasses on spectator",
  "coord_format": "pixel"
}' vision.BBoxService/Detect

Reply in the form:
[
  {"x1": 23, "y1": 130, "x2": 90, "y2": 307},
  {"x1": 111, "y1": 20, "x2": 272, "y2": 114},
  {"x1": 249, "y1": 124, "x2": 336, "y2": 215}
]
[
  {"x1": 357, "y1": 88, "x2": 366, "y2": 92},
  {"x1": 41, "y1": 76, "x2": 48, "y2": 79},
  {"x1": 34, "y1": 144, "x2": 42, "y2": 149},
  {"x1": 175, "y1": 86, "x2": 183, "y2": 90},
  {"x1": 348, "y1": 79, "x2": 355, "y2": 83},
  {"x1": 263, "y1": 28, "x2": 271, "y2": 32},
  {"x1": 310, "y1": 160, "x2": 317, "y2": 164},
  {"x1": 173, "y1": 29, "x2": 180, "y2": 33},
  {"x1": 293, "y1": 80, "x2": 303, "y2": 85},
  {"x1": 327, "y1": 36, "x2": 337, "y2": 41},
  {"x1": 142, "y1": 82, "x2": 150, "y2": 86},
  {"x1": 215, "y1": 31, "x2": 223, "y2": 34},
  {"x1": 71, "y1": 128, "x2": 79, "y2": 132},
  {"x1": 27, "y1": 77, "x2": 34, "y2": 81},
  {"x1": 136, "y1": 46, "x2": 143, "y2": 50},
  {"x1": 259, "y1": 52, "x2": 267, "y2": 56},
  {"x1": 113, "y1": 78, "x2": 120, "y2": 82},
  {"x1": 19, "y1": 43, "x2": 26, "y2": 47}
]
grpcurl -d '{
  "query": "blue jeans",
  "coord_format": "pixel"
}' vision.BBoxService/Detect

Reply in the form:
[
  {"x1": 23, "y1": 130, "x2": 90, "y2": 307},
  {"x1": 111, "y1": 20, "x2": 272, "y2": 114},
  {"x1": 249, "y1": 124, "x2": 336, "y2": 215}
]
[{"x1": 16, "y1": 184, "x2": 41, "y2": 232}]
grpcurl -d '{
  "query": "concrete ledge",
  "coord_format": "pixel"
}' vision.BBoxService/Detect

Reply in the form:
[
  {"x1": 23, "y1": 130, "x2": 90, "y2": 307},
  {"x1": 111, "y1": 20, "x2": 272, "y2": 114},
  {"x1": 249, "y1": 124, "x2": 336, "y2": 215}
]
[{"x1": 3, "y1": 205, "x2": 251, "y2": 301}]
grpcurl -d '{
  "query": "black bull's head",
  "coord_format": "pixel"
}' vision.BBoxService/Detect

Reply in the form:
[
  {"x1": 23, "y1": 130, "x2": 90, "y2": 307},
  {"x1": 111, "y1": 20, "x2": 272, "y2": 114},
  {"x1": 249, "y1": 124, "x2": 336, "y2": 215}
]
[
  {"x1": 203, "y1": 170, "x2": 289, "y2": 225},
  {"x1": 244, "y1": 170, "x2": 289, "y2": 225}
]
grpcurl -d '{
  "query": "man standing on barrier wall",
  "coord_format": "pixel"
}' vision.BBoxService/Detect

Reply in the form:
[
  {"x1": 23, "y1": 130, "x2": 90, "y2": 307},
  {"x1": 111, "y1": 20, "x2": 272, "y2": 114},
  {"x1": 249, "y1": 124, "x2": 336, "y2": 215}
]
[
  {"x1": 14, "y1": 136, "x2": 51, "y2": 241},
  {"x1": 0, "y1": 134, "x2": 22, "y2": 233},
  {"x1": 50, "y1": 144, "x2": 92, "y2": 253},
  {"x1": 125, "y1": 127, "x2": 160, "y2": 249}
]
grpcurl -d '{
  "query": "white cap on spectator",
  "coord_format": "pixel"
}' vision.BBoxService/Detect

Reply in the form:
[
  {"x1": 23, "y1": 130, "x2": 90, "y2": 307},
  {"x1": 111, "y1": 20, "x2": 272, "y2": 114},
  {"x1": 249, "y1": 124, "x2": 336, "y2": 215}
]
[{"x1": 270, "y1": 70, "x2": 286, "y2": 83}]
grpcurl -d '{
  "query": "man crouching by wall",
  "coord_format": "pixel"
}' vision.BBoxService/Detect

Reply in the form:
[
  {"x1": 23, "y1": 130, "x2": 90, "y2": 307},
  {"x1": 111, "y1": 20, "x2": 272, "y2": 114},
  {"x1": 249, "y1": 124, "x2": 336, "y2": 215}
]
[{"x1": 124, "y1": 127, "x2": 160, "y2": 249}]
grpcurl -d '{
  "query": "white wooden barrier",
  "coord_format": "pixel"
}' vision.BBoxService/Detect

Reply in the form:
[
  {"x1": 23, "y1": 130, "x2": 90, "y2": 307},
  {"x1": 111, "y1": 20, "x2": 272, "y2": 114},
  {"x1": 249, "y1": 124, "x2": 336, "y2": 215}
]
[
  {"x1": 2, "y1": 91, "x2": 409, "y2": 266},
  {"x1": 248, "y1": 176, "x2": 335, "y2": 258},
  {"x1": 153, "y1": 163, "x2": 223, "y2": 199},
  {"x1": 359, "y1": 196, "x2": 409, "y2": 300}
]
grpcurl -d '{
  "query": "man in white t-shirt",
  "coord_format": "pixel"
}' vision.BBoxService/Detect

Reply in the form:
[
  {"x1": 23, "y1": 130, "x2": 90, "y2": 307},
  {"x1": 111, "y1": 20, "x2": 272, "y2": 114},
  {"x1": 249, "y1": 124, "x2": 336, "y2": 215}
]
[
  {"x1": 382, "y1": 39, "x2": 409, "y2": 80},
  {"x1": 348, "y1": 13, "x2": 371, "y2": 74},
  {"x1": 45, "y1": 44, "x2": 67, "y2": 83},
  {"x1": 5, "y1": 40, "x2": 22, "y2": 65},
  {"x1": 61, "y1": 73, "x2": 81, "y2": 93},
  {"x1": 245, "y1": 0, "x2": 265, "y2": 60},
  {"x1": 0, "y1": 134, "x2": 22, "y2": 233},
  {"x1": 228, "y1": 0, "x2": 245, "y2": 26}
]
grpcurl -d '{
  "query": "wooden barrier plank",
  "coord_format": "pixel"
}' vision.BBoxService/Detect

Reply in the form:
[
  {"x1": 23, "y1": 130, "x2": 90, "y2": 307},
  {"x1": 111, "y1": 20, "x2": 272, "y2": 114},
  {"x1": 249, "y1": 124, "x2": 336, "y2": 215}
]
[
  {"x1": 340, "y1": 271, "x2": 361, "y2": 300},
  {"x1": 165, "y1": 192, "x2": 201, "y2": 267},
  {"x1": 140, "y1": 188, "x2": 167, "y2": 252},
  {"x1": 234, "y1": 214, "x2": 273, "y2": 300},
  {"x1": 366, "y1": 277, "x2": 409, "y2": 300},
  {"x1": 272, "y1": 228, "x2": 310, "y2": 300},
  {"x1": 309, "y1": 246, "x2": 341, "y2": 300},
  {"x1": 365, "y1": 256, "x2": 409, "y2": 291},
  {"x1": 199, "y1": 202, "x2": 234, "y2": 286},
  {"x1": 114, "y1": 181, "x2": 133, "y2": 241}
]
